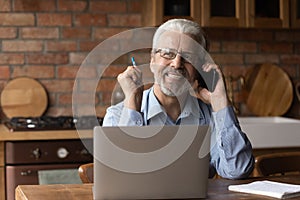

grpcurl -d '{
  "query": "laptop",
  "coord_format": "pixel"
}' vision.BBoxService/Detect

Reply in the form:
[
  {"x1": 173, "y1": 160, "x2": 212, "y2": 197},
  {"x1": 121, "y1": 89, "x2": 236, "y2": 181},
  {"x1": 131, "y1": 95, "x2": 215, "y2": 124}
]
[{"x1": 93, "y1": 125, "x2": 211, "y2": 199}]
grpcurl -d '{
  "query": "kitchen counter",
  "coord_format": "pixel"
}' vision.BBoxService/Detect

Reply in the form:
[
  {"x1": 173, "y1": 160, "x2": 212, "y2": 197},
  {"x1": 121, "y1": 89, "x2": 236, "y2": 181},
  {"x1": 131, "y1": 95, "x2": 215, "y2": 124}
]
[
  {"x1": 0, "y1": 124, "x2": 93, "y2": 141},
  {"x1": 0, "y1": 124, "x2": 93, "y2": 200}
]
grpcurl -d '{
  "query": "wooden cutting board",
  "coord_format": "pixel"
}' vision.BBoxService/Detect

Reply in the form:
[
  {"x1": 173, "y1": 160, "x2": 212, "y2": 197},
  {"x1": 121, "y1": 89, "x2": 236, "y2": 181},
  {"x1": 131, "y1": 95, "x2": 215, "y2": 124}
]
[
  {"x1": 245, "y1": 63, "x2": 293, "y2": 116},
  {"x1": 1, "y1": 77, "x2": 48, "y2": 118}
]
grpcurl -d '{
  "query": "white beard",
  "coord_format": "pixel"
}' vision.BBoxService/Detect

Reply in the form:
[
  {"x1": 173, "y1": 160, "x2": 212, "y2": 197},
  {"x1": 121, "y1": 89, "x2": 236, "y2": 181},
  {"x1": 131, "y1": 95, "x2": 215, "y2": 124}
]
[{"x1": 154, "y1": 67, "x2": 191, "y2": 97}]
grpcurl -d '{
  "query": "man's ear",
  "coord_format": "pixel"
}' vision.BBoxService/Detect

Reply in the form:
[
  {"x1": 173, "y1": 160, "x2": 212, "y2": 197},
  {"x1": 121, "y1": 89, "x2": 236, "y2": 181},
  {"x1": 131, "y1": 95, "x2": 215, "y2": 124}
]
[{"x1": 150, "y1": 55, "x2": 155, "y2": 73}]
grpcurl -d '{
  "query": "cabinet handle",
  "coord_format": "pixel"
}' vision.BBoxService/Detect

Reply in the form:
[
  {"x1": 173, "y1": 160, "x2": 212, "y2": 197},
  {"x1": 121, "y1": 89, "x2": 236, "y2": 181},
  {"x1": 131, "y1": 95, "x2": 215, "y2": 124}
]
[
  {"x1": 20, "y1": 170, "x2": 32, "y2": 176},
  {"x1": 32, "y1": 148, "x2": 41, "y2": 159}
]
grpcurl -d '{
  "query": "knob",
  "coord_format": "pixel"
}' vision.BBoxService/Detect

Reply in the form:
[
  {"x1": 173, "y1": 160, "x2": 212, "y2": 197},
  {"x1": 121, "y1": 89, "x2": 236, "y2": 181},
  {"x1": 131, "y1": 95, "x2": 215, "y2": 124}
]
[
  {"x1": 20, "y1": 170, "x2": 32, "y2": 176},
  {"x1": 80, "y1": 149, "x2": 89, "y2": 155},
  {"x1": 57, "y1": 147, "x2": 69, "y2": 159},
  {"x1": 32, "y1": 148, "x2": 41, "y2": 159}
]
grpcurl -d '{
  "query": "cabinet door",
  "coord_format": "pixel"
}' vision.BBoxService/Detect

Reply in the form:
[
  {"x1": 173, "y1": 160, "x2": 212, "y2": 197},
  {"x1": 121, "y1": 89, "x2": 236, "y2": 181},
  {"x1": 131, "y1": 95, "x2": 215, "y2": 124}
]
[
  {"x1": 142, "y1": 0, "x2": 201, "y2": 26},
  {"x1": 291, "y1": 0, "x2": 300, "y2": 27},
  {"x1": 0, "y1": 167, "x2": 4, "y2": 200},
  {"x1": 246, "y1": 0, "x2": 289, "y2": 28},
  {"x1": 201, "y1": 0, "x2": 246, "y2": 27},
  {"x1": 0, "y1": 143, "x2": 4, "y2": 200}
]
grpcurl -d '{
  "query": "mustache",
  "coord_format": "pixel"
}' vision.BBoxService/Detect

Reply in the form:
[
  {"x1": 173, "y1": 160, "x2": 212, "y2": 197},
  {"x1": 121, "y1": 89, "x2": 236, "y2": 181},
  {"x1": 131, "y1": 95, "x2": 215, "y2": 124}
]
[{"x1": 162, "y1": 67, "x2": 187, "y2": 76}]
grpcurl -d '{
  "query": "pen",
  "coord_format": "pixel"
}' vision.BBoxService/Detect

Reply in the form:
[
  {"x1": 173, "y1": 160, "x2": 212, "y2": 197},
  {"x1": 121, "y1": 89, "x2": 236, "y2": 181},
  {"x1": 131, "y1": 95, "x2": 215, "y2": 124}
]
[{"x1": 131, "y1": 57, "x2": 137, "y2": 68}]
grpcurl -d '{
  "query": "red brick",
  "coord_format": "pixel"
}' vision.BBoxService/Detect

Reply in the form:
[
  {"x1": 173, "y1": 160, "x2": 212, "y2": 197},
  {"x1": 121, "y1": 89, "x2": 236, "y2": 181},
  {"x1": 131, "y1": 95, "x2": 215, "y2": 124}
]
[
  {"x1": 77, "y1": 65, "x2": 98, "y2": 78},
  {"x1": 0, "y1": 53, "x2": 24, "y2": 64},
  {"x1": 210, "y1": 53, "x2": 244, "y2": 65},
  {"x1": 245, "y1": 54, "x2": 279, "y2": 64},
  {"x1": 0, "y1": 66, "x2": 10, "y2": 79},
  {"x1": 57, "y1": 93, "x2": 72, "y2": 105},
  {"x1": 97, "y1": 78, "x2": 117, "y2": 92},
  {"x1": 0, "y1": 13, "x2": 34, "y2": 26},
  {"x1": 74, "y1": 13, "x2": 106, "y2": 26},
  {"x1": 70, "y1": 92, "x2": 99, "y2": 104},
  {"x1": 14, "y1": 0, "x2": 56, "y2": 11},
  {"x1": 61, "y1": 27, "x2": 91, "y2": 39},
  {"x1": 76, "y1": 79, "x2": 101, "y2": 92},
  {"x1": 41, "y1": 80, "x2": 74, "y2": 93},
  {"x1": 58, "y1": 0, "x2": 87, "y2": 11},
  {"x1": 69, "y1": 53, "x2": 88, "y2": 65},
  {"x1": 204, "y1": 28, "x2": 238, "y2": 41},
  {"x1": 281, "y1": 65, "x2": 297, "y2": 79},
  {"x1": 102, "y1": 65, "x2": 126, "y2": 77},
  {"x1": 3, "y1": 41, "x2": 43, "y2": 52},
  {"x1": 12, "y1": 65, "x2": 55, "y2": 78},
  {"x1": 0, "y1": 28, "x2": 17, "y2": 38},
  {"x1": 58, "y1": 65, "x2": 98, "y2": 79},
  {"x1": 275, "y1": 31, "x2": 300, "y2": 42},
  {"x1": 222, "y1": 65, "x2": 248, "y2": 77},
  {"x1": 46, "y1": 106, "x2": 73, "y2": 116},
  {"x1": 90, "y1": 0, "x2": 126, "y2": 13},
  {"x1": 79, "y1": 41, "x2": 101, "y2": 51},
  {"x1": 108, "y1": 14, "x2": 141, "y2": 27},
  {"x1": 128, "y1": 0, "x2": 142, "y2": 13},
  {"x1": 57, "y1": 65, "x2": 79, "y2": 78},
  {"x1": 0, "y1": 0, "x2": 11, "y2": 11},
  {"x1": 260, "y1": 42, "x2": 293, "y2": 54},
  {"x1": 280, "y1": 55, "x2": 300, "y2": 65},
  {"x1": 238, "y1": 29, "x2": 274, "y2": 41},
  {"x1": 72, "y1": 105, "x2": 96, "y2": 116},
  {"x1": 46, "y1": 41, "x2": 77, "y2": 52},
  {"x1": 94, "y1": 27, "x2": 128, "y2": 40},
  {"x1": 26, "y1": 53, "x2": 69, "y2": 65},
  {"x1": 47, "y1": 93, "x2": 56, "y2": 106},
  {"x1": 222, "y1": 42, "x2": 257, "y2": 53},
  {"x1": 21, "y1": 27, "x2": 59, "y2": 39},
  {"x1": 208, "y1": 41, "x2": 221, "y2": 53},
  {"x1": 37, "y1": 13, "x2": 72, "y2": 26}
]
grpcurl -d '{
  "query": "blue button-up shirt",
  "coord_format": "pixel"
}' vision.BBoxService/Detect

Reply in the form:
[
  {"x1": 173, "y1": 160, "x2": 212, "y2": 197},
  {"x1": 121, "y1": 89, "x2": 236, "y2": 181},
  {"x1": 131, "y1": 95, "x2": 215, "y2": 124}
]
[{"x1": 103, "y1": 87, "x2": 254, "y2": 179}]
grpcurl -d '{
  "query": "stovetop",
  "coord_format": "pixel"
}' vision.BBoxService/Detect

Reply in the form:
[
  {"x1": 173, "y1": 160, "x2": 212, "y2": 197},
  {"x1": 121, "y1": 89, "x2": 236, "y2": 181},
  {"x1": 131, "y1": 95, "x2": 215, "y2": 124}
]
[{"x1": 4, "y1": 116, "x2": 103, "y2": 132}]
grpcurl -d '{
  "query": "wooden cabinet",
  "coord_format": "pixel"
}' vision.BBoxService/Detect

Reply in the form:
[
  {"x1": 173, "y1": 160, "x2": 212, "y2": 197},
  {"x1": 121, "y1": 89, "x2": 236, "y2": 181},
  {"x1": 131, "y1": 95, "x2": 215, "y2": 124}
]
[
  {"x1": 0, "y1": 142, "x2": 4, "y2": 200},
  {"x1": 291, "y1": 0, "x2": 300, "y2": 27},
  {"x1": 246, "y1": 0, "x2": 289, "y2": 28},
  {"x1": 143, "y1": 0, "x2": 296, "y2": 28},
  {"x1": 142, "y1": 0, "x2": 201, "y2": 26},
  {"x1": 202, "y1": 0, "x2": 246, "y2": 27}
]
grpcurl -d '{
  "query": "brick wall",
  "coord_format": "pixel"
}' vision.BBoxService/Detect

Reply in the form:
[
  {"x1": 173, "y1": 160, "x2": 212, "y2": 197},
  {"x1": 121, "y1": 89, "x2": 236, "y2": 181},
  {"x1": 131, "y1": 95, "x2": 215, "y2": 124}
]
[{"x1": 0, "y1": 0, "x2": 300, "y2": 119}]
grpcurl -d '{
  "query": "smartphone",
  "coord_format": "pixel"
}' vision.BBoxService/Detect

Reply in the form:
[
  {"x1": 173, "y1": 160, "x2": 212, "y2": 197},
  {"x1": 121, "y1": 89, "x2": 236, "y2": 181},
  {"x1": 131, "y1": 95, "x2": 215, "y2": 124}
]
[{"x1": 197, "y1": 68, "x2": 218, "y2": 92}]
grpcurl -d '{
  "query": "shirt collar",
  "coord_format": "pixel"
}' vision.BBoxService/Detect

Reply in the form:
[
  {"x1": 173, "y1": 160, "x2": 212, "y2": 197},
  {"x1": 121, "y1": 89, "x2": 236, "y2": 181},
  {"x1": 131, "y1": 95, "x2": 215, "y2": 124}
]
[
  {"x1": 146, "y1": 87, "x2": 203, "y2": 121},
  {"x1": 147, "y1": 88, "x2": 165, "y2": 120}
]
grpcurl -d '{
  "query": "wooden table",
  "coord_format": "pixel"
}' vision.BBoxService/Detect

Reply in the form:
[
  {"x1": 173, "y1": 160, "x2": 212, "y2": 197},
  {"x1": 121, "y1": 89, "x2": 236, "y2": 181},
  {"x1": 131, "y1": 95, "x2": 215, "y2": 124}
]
[{"x1": 15, "y1": 175, "x2": 300, "y2": 200}]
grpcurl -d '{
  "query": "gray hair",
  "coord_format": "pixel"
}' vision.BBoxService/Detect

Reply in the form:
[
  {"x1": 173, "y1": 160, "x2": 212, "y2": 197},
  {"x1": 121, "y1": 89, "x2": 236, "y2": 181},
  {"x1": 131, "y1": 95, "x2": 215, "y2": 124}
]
[{"x1": 152, "y1": 18, "x2": 209, "y2": 51}]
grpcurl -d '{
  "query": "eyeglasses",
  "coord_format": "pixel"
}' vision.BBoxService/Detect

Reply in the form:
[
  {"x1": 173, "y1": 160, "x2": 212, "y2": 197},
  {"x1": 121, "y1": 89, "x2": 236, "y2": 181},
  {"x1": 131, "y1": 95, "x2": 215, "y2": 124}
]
[{"x1": 154, "y1": 48, "x2": 196, "y2": 64}]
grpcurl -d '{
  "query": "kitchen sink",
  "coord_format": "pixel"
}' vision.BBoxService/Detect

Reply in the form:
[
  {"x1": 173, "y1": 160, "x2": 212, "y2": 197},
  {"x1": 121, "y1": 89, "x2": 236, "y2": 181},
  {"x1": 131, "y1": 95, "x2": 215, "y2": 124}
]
[{"x1": 237, "y1": 117, "x2": 300, "y2": 149}]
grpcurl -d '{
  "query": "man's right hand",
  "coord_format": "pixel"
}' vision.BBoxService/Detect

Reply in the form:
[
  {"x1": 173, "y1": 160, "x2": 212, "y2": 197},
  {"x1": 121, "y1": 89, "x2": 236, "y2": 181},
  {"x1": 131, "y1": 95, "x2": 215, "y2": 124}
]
[{"x1": 117, "y1": 66, "x2": 144, "y2": 111}]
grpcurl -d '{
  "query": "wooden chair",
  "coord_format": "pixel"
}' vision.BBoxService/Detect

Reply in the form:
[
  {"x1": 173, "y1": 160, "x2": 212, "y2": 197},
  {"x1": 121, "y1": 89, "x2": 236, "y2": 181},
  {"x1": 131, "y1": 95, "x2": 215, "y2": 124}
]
[
  {"x1": 254, "y1": 152, "x2": 300, "y2": 177},
  {"x1": 78, "y1": 163, "x2": 94, "y2": 183}
]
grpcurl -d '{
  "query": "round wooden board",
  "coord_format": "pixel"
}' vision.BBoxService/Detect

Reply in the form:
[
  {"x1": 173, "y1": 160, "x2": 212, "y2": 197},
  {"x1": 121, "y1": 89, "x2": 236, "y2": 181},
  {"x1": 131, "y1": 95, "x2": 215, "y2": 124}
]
[
  {"x1": 1, "y1": 77, "x2": 48, "y2": 118},
  {"x1": 245, "y1": 63, "x2": 293, "y2": 116}
]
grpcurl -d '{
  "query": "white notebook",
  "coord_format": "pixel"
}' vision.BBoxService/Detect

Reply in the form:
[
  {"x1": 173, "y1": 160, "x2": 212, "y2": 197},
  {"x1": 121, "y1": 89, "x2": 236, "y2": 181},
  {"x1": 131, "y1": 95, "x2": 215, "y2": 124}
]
[{"x1": 228, "y1": 180, "x2": 300, "y2": 199}]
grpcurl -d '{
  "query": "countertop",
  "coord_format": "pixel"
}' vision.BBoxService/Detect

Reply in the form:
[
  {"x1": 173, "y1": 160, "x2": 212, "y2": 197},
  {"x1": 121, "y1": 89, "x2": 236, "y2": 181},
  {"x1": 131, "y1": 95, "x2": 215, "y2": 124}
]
[
  {"x1": 15, "y1": 175, "x2": 300, "y2": 200},
  {"x1": 0, "y1": 124, "x2": 93, "y2": 141}
]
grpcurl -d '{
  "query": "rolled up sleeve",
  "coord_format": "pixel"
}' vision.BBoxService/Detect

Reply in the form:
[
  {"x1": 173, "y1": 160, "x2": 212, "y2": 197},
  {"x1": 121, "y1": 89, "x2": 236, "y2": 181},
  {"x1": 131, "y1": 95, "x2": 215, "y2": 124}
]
[{"x1": 103, "y1": 103, "x2": 144, "y2": 126}]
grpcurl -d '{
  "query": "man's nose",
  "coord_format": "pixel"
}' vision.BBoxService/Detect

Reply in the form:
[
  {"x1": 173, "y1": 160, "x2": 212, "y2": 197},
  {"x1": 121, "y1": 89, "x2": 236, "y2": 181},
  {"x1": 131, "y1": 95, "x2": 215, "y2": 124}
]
[{"x1": 170, "y1": 54, "x2": 184, "y2": 69}]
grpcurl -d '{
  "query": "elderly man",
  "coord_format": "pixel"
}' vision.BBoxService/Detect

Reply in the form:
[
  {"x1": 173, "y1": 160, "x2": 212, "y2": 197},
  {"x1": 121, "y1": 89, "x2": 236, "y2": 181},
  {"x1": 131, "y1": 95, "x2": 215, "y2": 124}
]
[{"x1": 103, "y1": 18, "x2": 254, "y2": 179}]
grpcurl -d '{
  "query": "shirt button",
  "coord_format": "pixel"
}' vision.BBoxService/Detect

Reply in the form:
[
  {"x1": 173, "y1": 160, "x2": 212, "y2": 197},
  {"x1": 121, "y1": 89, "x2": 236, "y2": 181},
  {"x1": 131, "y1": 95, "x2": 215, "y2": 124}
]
[{"x1": 136, "y1": 119, "x2": 142, "y2": 126}]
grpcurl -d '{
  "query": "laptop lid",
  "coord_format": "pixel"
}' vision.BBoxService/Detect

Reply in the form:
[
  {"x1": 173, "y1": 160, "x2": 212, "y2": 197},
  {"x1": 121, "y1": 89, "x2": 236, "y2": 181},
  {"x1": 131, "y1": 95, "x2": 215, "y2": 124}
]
[{"x1": 93, "y1": 125, "x2": 211, "y2": 199}]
